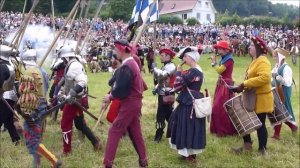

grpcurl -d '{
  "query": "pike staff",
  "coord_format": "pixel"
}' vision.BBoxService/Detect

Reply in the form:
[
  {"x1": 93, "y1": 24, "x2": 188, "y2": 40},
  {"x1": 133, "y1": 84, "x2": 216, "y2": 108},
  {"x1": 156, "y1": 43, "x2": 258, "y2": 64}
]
[
  {"x1": 38, "y1": 0, "x2": 81, "y2": 67},
  {"x1": 62, "y1": 7, "x2": 79, "y2": 46},
  {"x1": 0, "y1": 0, "x2": 5, "y2": 12},
  {"x1": 79, "y1": 0, "x2": 105, "y2": 54},
  {"x1": 10, "y1": 0, "x2": 39, "y2": 50}
]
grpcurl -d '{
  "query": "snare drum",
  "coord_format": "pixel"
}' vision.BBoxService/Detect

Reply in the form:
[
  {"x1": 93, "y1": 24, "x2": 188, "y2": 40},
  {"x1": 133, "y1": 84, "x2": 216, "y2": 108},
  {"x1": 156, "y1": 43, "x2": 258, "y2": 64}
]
[
  {"x1": 268, "y1": 88, "x2": 290, "y2": 125},
  {"x1": 223, "y1": 95, "x2": 262, "y2": 136}
]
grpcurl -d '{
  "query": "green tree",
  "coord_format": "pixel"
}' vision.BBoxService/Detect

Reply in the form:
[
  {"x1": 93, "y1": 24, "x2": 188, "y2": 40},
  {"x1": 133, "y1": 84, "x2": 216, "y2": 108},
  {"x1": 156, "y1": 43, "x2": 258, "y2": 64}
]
[
  {"x1": 232, "y1": 1, "x2": 249, "y2": 17},
  {"x1": 247, "y1": 0, "x2": 269, "y2": 16},
  {"x1": 54, "y1": 0, "x2": 77, "y2": 14},
  {"x1": 186, "y1": 17, "x2": 199, "y2": 26},
  {"x1": 157, "y1": 15, "x2": 183, "y2": 25},
  {"x1": 108, "y1": 0, "x2": 135, "y2": 21},
  {"x1": 2, "y1": 0, "x2": 25, "y2": 12}
]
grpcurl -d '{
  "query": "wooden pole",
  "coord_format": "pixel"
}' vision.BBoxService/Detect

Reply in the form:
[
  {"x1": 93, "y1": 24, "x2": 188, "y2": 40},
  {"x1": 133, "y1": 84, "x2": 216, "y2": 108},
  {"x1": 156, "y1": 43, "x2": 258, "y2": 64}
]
[
  {"x1": 22, "y1": 0, "x2": 28, "y2": 19},
  {"x1": 133, "y1": 0, "x2": 158, "y2": 47},
  {"x1": 50, "y1": 0, "x2": 56, "y2": 57},
  {"x1": 38, "y1": 0, "x2": 81, "y2": 67},
  {"x1": 153, "y1": 21, "x2": 157, "y2": 54},
  {"x1": 0, "y1": 0, "x2": 6, "y2": 12},
  {"x1": 84, "y1": 0, "x2": 91, "y2": 19},
  {"x1": 51, "y1": 0, "x2": 55, "y2": 37},
  {"x1": 79, "y1": 0, "x2": 105, "y2": 54},
  {"x1": 63, "y1": 7, "x2": 79, "y2": 46},
  {"x1": 10, "y1": 0, "x2": 39, "y2": 50},
  {"x1": 74, "y1": 0, "x2": 92, "y2": 54}
]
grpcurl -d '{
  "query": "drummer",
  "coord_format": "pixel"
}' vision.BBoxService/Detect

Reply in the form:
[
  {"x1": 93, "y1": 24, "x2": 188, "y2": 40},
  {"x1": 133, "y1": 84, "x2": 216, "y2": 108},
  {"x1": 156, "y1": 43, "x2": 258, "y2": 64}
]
[
  {"x1": 231, "y1": 36, "x2": 274, "y2": 155},
  {"x1": 271, "y1": 48, "x2": 298, "y2": 140}
]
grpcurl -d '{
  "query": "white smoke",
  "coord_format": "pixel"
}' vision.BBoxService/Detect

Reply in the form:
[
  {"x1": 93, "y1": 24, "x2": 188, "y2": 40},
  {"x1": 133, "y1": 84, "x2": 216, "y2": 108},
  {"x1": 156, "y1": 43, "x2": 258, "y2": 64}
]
[
  {"x1": 5, "y1": 25, "x2": 56, "y2": 67},
  {"x1": 5, "y1": 25, "x2": 89, "y2": 67}
]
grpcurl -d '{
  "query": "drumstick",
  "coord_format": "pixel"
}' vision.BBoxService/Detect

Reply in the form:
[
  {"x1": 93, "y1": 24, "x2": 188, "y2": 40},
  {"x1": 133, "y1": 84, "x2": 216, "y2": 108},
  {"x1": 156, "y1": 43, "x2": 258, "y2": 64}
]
[{"x1": 220, "y1": 77, "x2": 234, "y2": 89}]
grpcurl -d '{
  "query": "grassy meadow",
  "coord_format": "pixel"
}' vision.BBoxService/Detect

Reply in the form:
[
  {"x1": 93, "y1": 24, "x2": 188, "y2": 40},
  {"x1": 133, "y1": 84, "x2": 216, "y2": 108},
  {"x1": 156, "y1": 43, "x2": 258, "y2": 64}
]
[{"x1": 0, "y1": 54, "x2": 299, "y2": 168}]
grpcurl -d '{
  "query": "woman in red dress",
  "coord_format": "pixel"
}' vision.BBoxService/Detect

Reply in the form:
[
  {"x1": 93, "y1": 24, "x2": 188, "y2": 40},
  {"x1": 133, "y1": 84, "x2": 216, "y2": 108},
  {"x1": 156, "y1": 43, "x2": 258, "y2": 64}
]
[{"x1": 209, "y1": 41, "x2": 237, "y2": 137}]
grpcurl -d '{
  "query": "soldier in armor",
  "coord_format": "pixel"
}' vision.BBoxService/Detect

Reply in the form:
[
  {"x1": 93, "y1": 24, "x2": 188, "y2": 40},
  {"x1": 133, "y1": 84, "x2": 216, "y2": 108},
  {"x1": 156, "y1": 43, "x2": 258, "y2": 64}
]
[
  {"x1": 152, "y1": 48, "x2": 176, "y2": 142},
  {"x1": 58, "y1": 45, "x2": 102, "y2": 155},
  {"x1": 0, "y1": 44, "x2": 21, "y2": 145},
  {"x1": 17, "y1": 49, "x2": 62, "y2": 168},
  {"x1": 49, "y1": 56, "x2": 66, "y2": 121}
]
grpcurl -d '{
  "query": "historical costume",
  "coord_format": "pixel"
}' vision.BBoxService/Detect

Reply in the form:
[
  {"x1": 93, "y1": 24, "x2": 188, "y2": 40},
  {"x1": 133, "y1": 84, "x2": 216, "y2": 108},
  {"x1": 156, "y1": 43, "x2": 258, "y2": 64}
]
[
  {"x1": 17, "y1": 49, "x2": 62, "y2": 167},
  {"x1": 152, "y1": 48, "x2": 176, "y2": 142},
  {"x1": 271, "y1": 48, "x2": 298, "y2": 139},
  {"x1": 231, "y1": 36, "x2": 274, "y2": 155},
  {"x1": 49, "y1": 57, "x2": 65, "y2": 121},
  {"x1": 0, "y1": 45, "x2": 20, "y2": 145},
  {"x1": 146, "y1": 46, "x2": 154, "y2": 73},
  {"x1": 168, "y1": 47, "x2": 206, "y2": 162},
  {"x1": 58, "y1": 45, "x2": 101, "y2": 155},
  {"x1": 102, "y1": 40, "x2": 148, "y2": 168},
  {"x1": 210, "y1": 41, "x2": 237, "y2": 136},
  {"x1": 106, "y1": 54, "x2": 122, "y2": 123}
]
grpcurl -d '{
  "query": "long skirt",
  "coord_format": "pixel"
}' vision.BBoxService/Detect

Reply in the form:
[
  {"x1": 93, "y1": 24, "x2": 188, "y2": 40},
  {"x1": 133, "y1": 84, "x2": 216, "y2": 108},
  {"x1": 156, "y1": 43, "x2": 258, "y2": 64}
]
[
  {"x1": 210, "y1": 82, "x2": 237, "y2": 136},
  {"x1": 167, "y1": 103, "x2": 206, "y2": 157}
]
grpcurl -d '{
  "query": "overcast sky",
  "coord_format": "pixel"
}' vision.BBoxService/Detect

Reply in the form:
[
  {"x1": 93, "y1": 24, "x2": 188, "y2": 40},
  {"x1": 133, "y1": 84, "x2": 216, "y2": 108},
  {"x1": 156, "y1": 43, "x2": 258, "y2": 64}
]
[{"x1": 268, "y1": 0, "x2": 299, "y2": 7}]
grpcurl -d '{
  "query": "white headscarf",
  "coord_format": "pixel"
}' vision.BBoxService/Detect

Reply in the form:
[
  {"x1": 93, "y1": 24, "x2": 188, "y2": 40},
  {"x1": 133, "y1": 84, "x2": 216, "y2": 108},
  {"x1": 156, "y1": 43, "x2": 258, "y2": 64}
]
[
  {"x1": 177, "y1": 46, "x2": 200, "y2": 62},
  {"x1": 185, "y1": 50, "x2": 200, "y2": 62}
]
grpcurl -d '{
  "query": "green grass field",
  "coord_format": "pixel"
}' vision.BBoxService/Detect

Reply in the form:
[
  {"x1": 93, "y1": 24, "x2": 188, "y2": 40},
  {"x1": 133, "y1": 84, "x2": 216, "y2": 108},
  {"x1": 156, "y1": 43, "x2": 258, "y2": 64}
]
[{"x1": 1, "y1": 54, "x2": 299, "y2": 168}]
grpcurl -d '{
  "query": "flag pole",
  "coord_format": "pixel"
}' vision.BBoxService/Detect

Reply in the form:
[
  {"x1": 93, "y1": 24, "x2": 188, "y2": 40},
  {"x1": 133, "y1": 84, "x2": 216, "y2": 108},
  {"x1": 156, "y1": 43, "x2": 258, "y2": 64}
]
[{"x1": 133, "y1": 0, "x2": 158, "y2": 47}]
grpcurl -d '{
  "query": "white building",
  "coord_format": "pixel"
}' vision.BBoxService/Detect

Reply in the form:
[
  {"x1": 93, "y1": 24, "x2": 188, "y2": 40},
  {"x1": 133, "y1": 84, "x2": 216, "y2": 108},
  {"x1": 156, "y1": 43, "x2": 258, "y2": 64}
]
[{"x1": 159, "y1": 0, "x2": 217, "y2": 24}]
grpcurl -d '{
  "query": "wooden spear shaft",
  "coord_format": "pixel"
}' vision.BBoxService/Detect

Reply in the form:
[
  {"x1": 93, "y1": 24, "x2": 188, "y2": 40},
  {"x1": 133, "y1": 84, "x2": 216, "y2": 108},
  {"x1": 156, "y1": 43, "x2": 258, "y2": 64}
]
[
  {"x1": 10, "y1": 0, "x2": 39, "y2": 49},
  {"x1": 38, "y1": 0, "x2": 81, "y2": 67},
  {"x1": 63, "y1": 7, "x2": 79, "y2": 46},
  {"x1": 79, "y1": 0, "x2": 105, "y2": 54},
  {"x1": 0, "y1": 0, "x2": 6, "y2": 12},
  {"x1": 51, "y1": 0, "x2": 55, "y2": 38},
  {"x1": 74, "y1": 0, "x2": 92, "y2": 54},
  {"x1": 16, "y1": 0, "x2": 40, "y2": 49},
  {"x1": 22, "y1": 0, "x2": 28, "y2": 19}
]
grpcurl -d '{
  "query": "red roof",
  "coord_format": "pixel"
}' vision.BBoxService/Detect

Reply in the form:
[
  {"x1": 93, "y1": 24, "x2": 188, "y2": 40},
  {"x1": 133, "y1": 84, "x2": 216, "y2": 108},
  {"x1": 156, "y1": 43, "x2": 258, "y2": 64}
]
[{"x1": 159, "y1": 0, "x2": 197, "y2": 15}]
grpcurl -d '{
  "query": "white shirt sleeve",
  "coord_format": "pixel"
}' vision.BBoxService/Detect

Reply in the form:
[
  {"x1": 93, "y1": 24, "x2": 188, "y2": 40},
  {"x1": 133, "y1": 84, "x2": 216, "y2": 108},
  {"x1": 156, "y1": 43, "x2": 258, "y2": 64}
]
[
  {"x1": 282, "y1": 65, "x2": 293, "y2": 87},
  {"x1": 66, "y1": 61, "x2": 87, "y2": 88}
]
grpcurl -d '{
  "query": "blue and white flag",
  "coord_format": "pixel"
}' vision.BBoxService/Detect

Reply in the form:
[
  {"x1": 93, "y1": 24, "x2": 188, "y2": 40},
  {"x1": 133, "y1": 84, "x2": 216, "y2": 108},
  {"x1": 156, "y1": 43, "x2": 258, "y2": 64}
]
[
  {"x1": 129, "y1": 0, "x2": 159, "y2": 27},
  {"x1": 127, "y1": 0, "x2": 159, "y2": 41}
]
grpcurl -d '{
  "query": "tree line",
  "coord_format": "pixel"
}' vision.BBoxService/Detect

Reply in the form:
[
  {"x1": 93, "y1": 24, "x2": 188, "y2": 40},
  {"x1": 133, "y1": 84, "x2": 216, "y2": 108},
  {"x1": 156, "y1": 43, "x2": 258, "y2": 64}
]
[{"x1": 2, "y1": 0, "x2": 299, "y2": 25}]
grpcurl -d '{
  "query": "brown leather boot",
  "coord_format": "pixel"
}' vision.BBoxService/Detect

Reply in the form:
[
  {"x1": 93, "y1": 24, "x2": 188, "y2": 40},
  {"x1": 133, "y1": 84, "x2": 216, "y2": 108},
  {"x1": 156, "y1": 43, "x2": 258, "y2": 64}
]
[{"x1": 232, "y1": 142, "x2": 253, "y2": 154}]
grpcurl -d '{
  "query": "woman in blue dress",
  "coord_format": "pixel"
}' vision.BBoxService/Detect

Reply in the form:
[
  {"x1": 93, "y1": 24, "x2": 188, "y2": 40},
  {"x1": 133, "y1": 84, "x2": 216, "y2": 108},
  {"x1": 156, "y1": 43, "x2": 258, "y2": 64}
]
[{"x1": 167, "y1": 47, "x2": 206, "y2": 162}]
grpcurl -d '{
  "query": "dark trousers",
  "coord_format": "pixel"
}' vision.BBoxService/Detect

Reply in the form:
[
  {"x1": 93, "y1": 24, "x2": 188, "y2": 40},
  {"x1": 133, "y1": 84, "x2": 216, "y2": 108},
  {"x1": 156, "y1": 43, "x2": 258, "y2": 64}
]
[
  {"x1": 156, "y1": 95, "x2": 173, "y2": 130},
  {"x1": 243, "y1": 113, "x2": 268, "y2": 150},
  {"x1": 147, "y1": 60, "x2": 154, "y2": 73},
  {"x1": 0, "y1": 99, "x2": 20, "y2": 143}
]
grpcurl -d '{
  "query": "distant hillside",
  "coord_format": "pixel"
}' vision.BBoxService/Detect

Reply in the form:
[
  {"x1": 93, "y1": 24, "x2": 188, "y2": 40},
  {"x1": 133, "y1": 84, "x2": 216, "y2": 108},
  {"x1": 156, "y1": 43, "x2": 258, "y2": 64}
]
[{"x1": 212, "y1": 0, "x2": 299, "y2": 20}]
